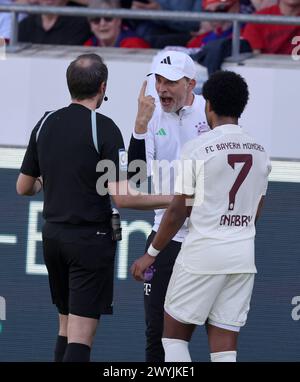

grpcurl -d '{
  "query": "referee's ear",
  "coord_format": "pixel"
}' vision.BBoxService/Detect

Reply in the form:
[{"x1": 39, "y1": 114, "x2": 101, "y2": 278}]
[
  {"x1": 100, "y1": 82, "x2": 107, "y2": 97},
  {"x1": 189, "y1": 79, "x2": 196, "y2": 91}
]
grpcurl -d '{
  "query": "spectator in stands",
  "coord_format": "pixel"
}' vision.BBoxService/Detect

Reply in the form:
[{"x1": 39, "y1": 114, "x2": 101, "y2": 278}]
[
  {"x1": 0, "y1": 0, "x2": 39, "y2": 43},
  {"x1": 18, "y1": 0, "x2": 91, "y2": 45},
  {"x1": 186, "y1": 0, "x2": 277, "y2": 50},
  {"x1": 84, "y1": 0, "x2": 150, "y2": 48},
  {"x1": 187, "y1": 0, "x2": 241, "y2": 49},
  {"x1": 120, "y1": 0, "x2": 132, "y2": 7},
  {"x1": 130, "y1": 0, "x2": 202, "y2": 48},
  {"x1": 243, "y1": 0, "x2": 300, "y2": 54},
  {"x1": 0, "y1": 0, "x2": 12, "y2": 42},
  {"x1": 249, "y1": 0, "x2": 277, "y2": 11},
  {"x1": 240, "y1": 0, "x2": 256, "y2": 13},
  {"x1": 69, "y1": 0, "x2": 88, "y2": 4}
]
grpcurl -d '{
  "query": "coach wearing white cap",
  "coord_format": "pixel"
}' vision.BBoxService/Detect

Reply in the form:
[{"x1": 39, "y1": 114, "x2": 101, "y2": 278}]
[{"x1": 129, "y1": 50, "x2": 209, "y2": 362}]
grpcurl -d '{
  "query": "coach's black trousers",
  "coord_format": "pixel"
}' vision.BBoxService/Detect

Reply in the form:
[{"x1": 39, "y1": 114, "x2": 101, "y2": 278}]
[{"x1": 144, "y1": 231, "x2": 182, "y2": 362}]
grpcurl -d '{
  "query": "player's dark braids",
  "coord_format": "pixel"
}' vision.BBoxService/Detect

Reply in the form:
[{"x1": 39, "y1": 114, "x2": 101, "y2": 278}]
[{"x1": 202, "y1": 70, "x2": 249, "y2": 118}]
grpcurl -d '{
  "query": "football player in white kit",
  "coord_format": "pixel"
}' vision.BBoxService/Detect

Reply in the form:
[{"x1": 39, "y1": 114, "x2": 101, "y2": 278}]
[
  {"x1": 131, "y1": 70, "x2": 272, "y2": 362},
  {"x1": 128, "y1": 50, "x2": 209, "y2": 361}
]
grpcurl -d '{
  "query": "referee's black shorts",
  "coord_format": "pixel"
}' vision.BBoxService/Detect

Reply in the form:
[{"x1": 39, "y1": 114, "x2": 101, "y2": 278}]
[{"x1": 42, "y1": 222, "x2": 116, "y2": 319}]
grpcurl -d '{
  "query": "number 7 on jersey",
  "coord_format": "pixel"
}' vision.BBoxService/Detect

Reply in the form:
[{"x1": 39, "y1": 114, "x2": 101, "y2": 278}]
[{"x1": 227, "y1": 154, "x2": 253, "y2": 211}]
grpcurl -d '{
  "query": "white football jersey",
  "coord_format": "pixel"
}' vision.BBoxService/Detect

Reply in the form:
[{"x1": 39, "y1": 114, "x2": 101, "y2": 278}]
[
  {"x1": 175, "y1": 124, "x2": 272, "y2": 274},
  {"x1": 133, "y1": 94, "x2": 209, "y2": 242}
]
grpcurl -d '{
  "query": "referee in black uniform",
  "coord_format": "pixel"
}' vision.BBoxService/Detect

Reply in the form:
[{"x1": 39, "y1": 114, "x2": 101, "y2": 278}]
[{"x1": 17, "y1": 53, "x2": 171, "y2": 362}]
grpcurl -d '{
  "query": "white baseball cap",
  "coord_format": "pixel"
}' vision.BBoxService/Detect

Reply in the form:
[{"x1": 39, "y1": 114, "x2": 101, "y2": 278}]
[{"x1": 148, "y1": 50, "x2": 196, "y2": 81}]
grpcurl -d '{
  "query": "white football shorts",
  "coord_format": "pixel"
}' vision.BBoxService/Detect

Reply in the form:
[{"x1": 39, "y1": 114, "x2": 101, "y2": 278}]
[{"x1": 164, "y1": 262, "x2": 255, "y2": 332}]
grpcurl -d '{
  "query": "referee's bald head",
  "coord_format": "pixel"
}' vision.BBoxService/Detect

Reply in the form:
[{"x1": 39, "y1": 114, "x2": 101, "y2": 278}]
[{"x1": 67, "y1": 54, "x2": 108, "y2": 101}]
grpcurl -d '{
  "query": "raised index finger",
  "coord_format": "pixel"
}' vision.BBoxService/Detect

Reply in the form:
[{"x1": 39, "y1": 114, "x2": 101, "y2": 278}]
[{"x1": 139, "y1": 80, "x2": 147, "y2": 99}]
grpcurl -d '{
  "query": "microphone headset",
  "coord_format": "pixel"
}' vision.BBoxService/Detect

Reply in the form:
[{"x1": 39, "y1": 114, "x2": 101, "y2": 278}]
[{"x1": 104, "y1": 95, "x2": 108, "y2": 101}]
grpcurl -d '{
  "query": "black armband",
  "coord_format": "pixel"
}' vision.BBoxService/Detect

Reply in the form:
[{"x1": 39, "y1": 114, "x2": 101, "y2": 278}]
[{"x1": 127, "y1": 135, "x2": 147, "y2": 180}]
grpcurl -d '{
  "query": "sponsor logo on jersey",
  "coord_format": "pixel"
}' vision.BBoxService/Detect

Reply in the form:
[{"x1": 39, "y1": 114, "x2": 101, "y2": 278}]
[
  {"x1": 155, "y1": 128, "x2": 167, "y2": 136},
  {"x1": 118, "y1": 149, "x2": 128, "y2": 171},
  {"x1": 144, "y1": 283, "x2": 152, "y2": 296}
]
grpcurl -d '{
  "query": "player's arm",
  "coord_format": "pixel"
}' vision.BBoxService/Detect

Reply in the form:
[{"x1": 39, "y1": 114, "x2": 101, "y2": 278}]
[
  {"x1": 16, "y1": 174, "x2": 42, "y2": 196},
  {"x1": 130, "y1": 193, "x2": 192, "y2": 281},
  {"x1": 108, "y1": 180, "x2": 173, "y2": 210},
  {"x1": 151, "y1": 194, "x2": 191, "y2": 249},
  {"x1": 104, "y1": 111, "x2": 167, "y2": 209},
  {"x1": 127, "y1": 81, "x2": 155, "y2": 181},
  {"x1": 255, "y1": 195, "x2": 265, "y2": 224},
  {"x1": 17, "y1": 121, "x2": 44, "y2": 196},
  {"x1": 135, "y1": 81, "x2": 156, "y2": 135},
  {"x1": 131, "y1": 145, "x2": 198, "y2": 281}
]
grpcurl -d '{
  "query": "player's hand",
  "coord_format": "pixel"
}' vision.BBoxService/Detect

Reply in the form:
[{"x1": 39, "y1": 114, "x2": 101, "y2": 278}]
[
  {"x1": 135, "y1": 81, "x2": 156, "y2": 134},
  {"x1": 130, "y1": 253, "x2": 155, "y2": 281}
]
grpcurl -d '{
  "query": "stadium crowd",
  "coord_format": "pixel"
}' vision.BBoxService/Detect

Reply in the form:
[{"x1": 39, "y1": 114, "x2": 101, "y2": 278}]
[{"x1": 1, "y1": 0, "x2": 300, "y2": 56}]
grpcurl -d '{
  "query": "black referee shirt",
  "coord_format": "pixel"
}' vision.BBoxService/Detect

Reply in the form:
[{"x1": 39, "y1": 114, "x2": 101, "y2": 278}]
[{"x1": 20, "y1": 103, "x2": 125, "y2": 225}]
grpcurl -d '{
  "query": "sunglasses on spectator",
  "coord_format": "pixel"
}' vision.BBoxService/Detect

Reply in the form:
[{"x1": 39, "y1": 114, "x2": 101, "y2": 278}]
[{"x1": 89, "y1": 17, "x2": 114, "y2": 24}]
